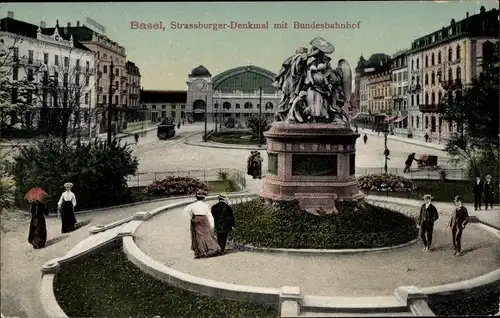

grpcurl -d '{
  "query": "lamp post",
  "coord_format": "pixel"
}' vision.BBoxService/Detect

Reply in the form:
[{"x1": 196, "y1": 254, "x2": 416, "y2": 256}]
[
  {"x1": 383, "y1": 123, "x2": 390, "y2": 173},
  {"x1": 258, "y1": 86, "x2": 262, "y2": 147},
  {"x1": 203, "y1": 95, "x2": 208, "y2": 142},
  {"x1": 214, "y1": 109, "x2": 218, "y2": 132}
]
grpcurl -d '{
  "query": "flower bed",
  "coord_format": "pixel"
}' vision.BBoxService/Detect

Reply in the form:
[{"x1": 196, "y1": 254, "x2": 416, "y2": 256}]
[
  {"x1": 53, "y1": 248, "x2": 278, "y2": 317},
  {"x1": 145, "y1": 176, "x2": 208, "y2": 196},
  {"x1": 230, "y1": 199, "x2": 418, "y2": 249},
  {"x1": 358, "y1": 173, "x2": 414, "y2": 192}
]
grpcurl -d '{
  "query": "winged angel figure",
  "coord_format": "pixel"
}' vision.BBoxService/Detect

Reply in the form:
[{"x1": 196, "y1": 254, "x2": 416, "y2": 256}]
[{"x1": 273, "y1": 37, "x2": 352, "y2": 126}]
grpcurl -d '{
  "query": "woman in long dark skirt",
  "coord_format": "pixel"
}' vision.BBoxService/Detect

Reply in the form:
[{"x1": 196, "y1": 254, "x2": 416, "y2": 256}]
[
  {"x1": 58, "y1": 182, "x2": 78, "y2": 233},
  {"x1": 28, "y1": 200, "x2": 49, "y2": 249}
]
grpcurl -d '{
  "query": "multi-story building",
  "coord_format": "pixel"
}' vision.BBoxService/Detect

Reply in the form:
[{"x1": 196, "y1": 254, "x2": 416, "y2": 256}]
[
  {"x1": 140, "y1": 90, "x2": 187, "y2": 123},
  {"x1": 390, "y1": 50, "x2": 409, "y2": 135},
  {"x1": 126, "y1": 61, "x2": 141, "y2": 108},
  {"x1": 367, "y1": 60, "x2": 392, "y2": 129},
  {"x1": 406, "y1": 48, "x2": 424, "y2": 138},
  {"x1": 407, "y1": 6, "x2": 499, "y2": 142},
  {"x1": 48, "y1": 20, "x2": 129, "y2": 133},
  {"x1": 354, "y1": 53, "x2": 390, "y2": 127},
  {"x1": 0, "y1": 13, "x2": 98, "y2": 137}
]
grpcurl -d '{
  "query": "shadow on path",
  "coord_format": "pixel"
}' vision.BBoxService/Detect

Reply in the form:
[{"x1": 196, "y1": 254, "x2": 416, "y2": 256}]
[{"x1": 45, "y1": 235, "x2": 69, "y2": 247}]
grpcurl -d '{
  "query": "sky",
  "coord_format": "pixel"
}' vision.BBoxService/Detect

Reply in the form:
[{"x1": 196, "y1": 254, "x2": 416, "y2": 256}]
[{"x1": 1, "y1": 1, "x2": 498, "y2": 90}]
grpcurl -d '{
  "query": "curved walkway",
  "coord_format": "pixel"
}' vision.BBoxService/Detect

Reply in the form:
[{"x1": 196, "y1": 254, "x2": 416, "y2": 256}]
[
  {"x1": 0, "y1": 198, "x2": 191, "y2": 318},
  {"x1": 134, "y1": 197, "x2": 500, "y2": 297}
]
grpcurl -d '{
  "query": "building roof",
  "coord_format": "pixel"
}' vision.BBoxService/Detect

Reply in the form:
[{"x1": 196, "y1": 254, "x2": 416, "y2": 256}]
[
  {"x1": 190, "y1": 65, "x2": 211, "y2": 77},
  {"x1": 126, "y1": 61, "x2": 141, "y2": 76},
  {"x1": 0, "y1": 17, "x2": 91, "y2": 51},
  {"x1": 140, "y1": 90, "x2": 187, "y2": 104}
]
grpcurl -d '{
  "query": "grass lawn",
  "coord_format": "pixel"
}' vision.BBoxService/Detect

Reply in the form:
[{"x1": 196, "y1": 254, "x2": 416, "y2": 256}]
[
  {"x1": 210, "y1": 131, "x2": 262, "y2": 145},
  {"x1": 207, "y1": 180, "x2": 236, "y2": 193},
  {"x1": 53, "y1": 247, "x2": 279, "y2": 317}
]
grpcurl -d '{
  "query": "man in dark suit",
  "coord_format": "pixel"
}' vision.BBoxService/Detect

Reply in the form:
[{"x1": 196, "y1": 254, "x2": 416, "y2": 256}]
[
  {"x1": 483, "y1": 175, "x2": 494, "y2": 210},
  {"x1": 473, "y1": 176, "x2": 483, "y2": 210},
  {"x1": 449, "y1": 195, "x2": 469, "y2": 256},
  {"x1": 211, "y1": 194, "x2": 236, "y2": 253},
  {"x1": 404, "y1": 152, "x2": 416, "y2": 173},
  {"x1": 418, "y1": 194, "x2": 439, "y2": 251}
]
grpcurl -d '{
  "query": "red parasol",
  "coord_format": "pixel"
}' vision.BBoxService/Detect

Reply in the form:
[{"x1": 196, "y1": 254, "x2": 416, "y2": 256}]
[{"x1": 25, "y1": 187, "x2": 48, "y2": 202}]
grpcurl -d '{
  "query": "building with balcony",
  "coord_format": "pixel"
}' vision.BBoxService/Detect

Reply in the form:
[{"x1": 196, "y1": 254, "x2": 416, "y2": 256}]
[
  {"x1": 0, "y1": 12, "x2": 98, "y2": 138},
  {"x1": 46, "y1": 20, "x2": 129, "y2": 133},
  {"x1": 126, "y1": 61, "x2": 141, "y2": 109},
  {"x1": 390, "y1": 50, "x2": 409, "y2": 134},
  {"x1": 366, "y1": 58, "x2": 392, "y2": 129},
  {"x1": 407, "y1": 5, "x2": 499, "y2": 142},
  {"x1": 354, "y1": 53, "x2": 390, "y2": 127}
]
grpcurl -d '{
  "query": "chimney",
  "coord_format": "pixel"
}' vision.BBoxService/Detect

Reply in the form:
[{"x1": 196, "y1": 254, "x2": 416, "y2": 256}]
[
  {"x1": 466, "y1": 12, "x2": 469, "y2": 18},
  {"x1": 77, "y1": 20, "x2": 80, "y2": 27},
  {"x1": 40, "y1": 21, "x2": 46, "y2": 28},
  {"x1": 67, "y1": 22, "x2": 71, "y2": 27},
  {"x1": 7, "y1": 11, "x2": 14, "y2": 18}
]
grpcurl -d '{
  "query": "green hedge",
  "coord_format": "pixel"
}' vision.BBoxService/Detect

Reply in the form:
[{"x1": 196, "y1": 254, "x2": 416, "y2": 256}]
[
  {"x1": 54, "y1": 247, "x2": 278, "y2": 317},
  {"x1": 428, "y1": 288, "x2": 499, "y2": 316},
  {"x1": 230, "y1": 199, "x2": 418, "y2": 249}
]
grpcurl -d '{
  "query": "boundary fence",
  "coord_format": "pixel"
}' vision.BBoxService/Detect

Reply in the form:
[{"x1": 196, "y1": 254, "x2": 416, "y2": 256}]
[
  {"x1": 356, "y1": 167, "x2": 468, "y2": 180},
  {"x1": 127, "y1": 168, "x2": 246, "y2": 189}
]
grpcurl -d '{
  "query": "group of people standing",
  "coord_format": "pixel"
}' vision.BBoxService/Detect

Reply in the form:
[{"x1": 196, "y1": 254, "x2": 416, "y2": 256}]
[
  {"x1": 472, "y1": 174, "x2": 495, "y2": 211},
  {"x1": 183, "y1": 190, "x2": 236, "y2": 259},
  {"x1": 247, "y1": 151, "x2": 263, "y2": 179},
  {"x1": 418, "y1": 194, "x2": 469, "y2": 256},
  {"x1": 28, "y1": 182, "x2": 78, "y2": 249}
]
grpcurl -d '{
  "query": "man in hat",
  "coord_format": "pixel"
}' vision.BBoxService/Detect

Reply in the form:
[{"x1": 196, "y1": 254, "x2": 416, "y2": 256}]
[
  {"x1": 483, "y1": 175, "x2": 494, "y2": 210},
  {"x1": 404, "y1": 152, "x2": 416, "y2": 173},
  {"x1": 449, "y1": 195, "x2": 469, "y2": 256},
  {"x1": 211, "y1": 194, "x2": 236, "y2": 253},
  {"x1": 252, "y1": 152, "x2": 264, "y2": 179},
  {"x1": 472, "y1": 176, "x2": 484, "y2": 210},
  {"x1": 418, "y1": 194, "x2": 439, "y2": 251},
  {"x1": 247, "y1": 151, "x2": 257, "y2": 176}
]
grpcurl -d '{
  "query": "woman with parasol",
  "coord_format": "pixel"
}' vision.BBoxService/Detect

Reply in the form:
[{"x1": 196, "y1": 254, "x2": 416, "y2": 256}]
[
  {"x1": 57, "y1": 182, "x2": 78, "y2": 233},
  {"x1": 25, "y1": 188, "x2": 50, "y2": 249}
]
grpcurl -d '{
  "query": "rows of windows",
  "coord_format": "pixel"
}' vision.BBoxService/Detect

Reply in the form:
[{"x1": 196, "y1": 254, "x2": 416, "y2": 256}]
[
  {"x1": 424, "y1": 67, "x2": 461, "y2": 86},
  {"x1": 392, "y1": 71, "x2": 408, "y2": 82},
  {"x1": 410, "y1": 115, "x2": 455, "y2": 133},
  {"x1": 142, "y1": 104, "x2": 187, "y2": 110},
  {"x1": 411, "y1": 45, "x2": 462, "y2": 71}
]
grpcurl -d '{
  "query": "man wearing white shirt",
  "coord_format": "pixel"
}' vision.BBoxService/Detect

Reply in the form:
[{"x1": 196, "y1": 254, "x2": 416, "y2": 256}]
[{"x1": 183, "y1": 189, "x2": 221, "y2": 259}]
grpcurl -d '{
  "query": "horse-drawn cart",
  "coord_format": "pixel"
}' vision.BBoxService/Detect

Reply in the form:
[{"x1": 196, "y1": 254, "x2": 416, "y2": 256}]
[{"x1": 416, "y1": 154, "x2": 439, "y2": 170}]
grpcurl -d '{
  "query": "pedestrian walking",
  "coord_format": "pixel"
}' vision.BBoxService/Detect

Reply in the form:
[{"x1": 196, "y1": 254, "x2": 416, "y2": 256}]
[
  {"x1": 134, "y1": 133, "x2": 139, "y2": 144},
  {"x1": 404, "y1": 152, "x2": 416, "y2": 173},
  {"x1": 418, "y1": 194, "x2": 439, "y2": 251},
  {"x1": 472, "y1": 176, "x2": 483, "y2": 210},
  {"x1": 424, "y1": 133, "x2": 429, "y2": 143},
  {"x1": 252, "y1": 152, "x2": 263, "y2": 179},
  {"x1": 483, "y1": 175, "x2": 494, "y2": 210},
  {"x1": 183, "y1": 189, "x2": 221, "y2": 259},
  {"x1": 247, "y1": 151, "x2": 257, "y2": 176},
  {"x1": 177, "y1": 122, "x2": 181, "y2": 130},
  {"x1": 211, "y1": 194, "x2": 236, "y2": 253},
  {"x1": 449, "y1": 195, "x2": 469, "y2": 256},
  {"x1": 363, "y1": 134, "x2": 368, "y2": 144},
  {"x1": 58, "y1": 182, "x2": 78, "y2": 233},
  {"x1": 27, "y1": 200, "x2": 49, "y2": 249}
]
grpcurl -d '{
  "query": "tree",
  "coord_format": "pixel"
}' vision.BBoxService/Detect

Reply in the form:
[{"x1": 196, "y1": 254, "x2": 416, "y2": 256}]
[
  {"x1": 246, "y1": 116, "x2": 269, "y2": 142},
  {"x1": 439, "y1": 41, "x2": 499, "y2": 178},
  {"x1": 0, "y1": 31, "x2": 102, "y2": 144},
  {"x1": 8, "y1": 137, "x2": 139, "y2": 210}
]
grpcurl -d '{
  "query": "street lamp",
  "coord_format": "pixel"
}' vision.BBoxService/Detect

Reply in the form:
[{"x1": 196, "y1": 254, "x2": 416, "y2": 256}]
[
  {"x1": 214, "y1": 109, "x2": 218, "y2": 132},
  {"x1": 258, "y1": 86, "x2": 263, "y2": 147},
  {"x1": 383, "y1": 123, "x2": 390, "y2": 173}
]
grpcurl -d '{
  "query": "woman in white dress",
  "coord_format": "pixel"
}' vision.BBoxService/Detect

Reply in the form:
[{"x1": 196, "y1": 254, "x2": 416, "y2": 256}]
[
  {"x1": 58, "y1": 182, "x2": 77, "y2": 233},
  {"x1": 183, "y1": 189, "x2": 221, "y2": 259}
]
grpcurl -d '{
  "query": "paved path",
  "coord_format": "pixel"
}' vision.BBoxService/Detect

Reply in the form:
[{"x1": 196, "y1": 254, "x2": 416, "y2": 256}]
[
  {"x1": 134, "y1": 196, "x2": 500, "y2": 297},
  {"x1": 358, "y1": 128, "x2": 446, "y2": 151},
  {"x1": 0, "y1": 198, "x2": 190, "y2": 318}
]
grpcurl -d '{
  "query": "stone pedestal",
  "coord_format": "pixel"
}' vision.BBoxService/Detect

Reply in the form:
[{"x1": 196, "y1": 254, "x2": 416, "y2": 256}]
[{"x1": 259, "y1": 122, "x2": 364, "y2": 215}]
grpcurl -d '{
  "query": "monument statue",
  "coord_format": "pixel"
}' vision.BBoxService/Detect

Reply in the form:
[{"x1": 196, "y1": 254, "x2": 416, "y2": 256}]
[{"x1": 273, "y1": 37, "x2": 352, "y2": 126}]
